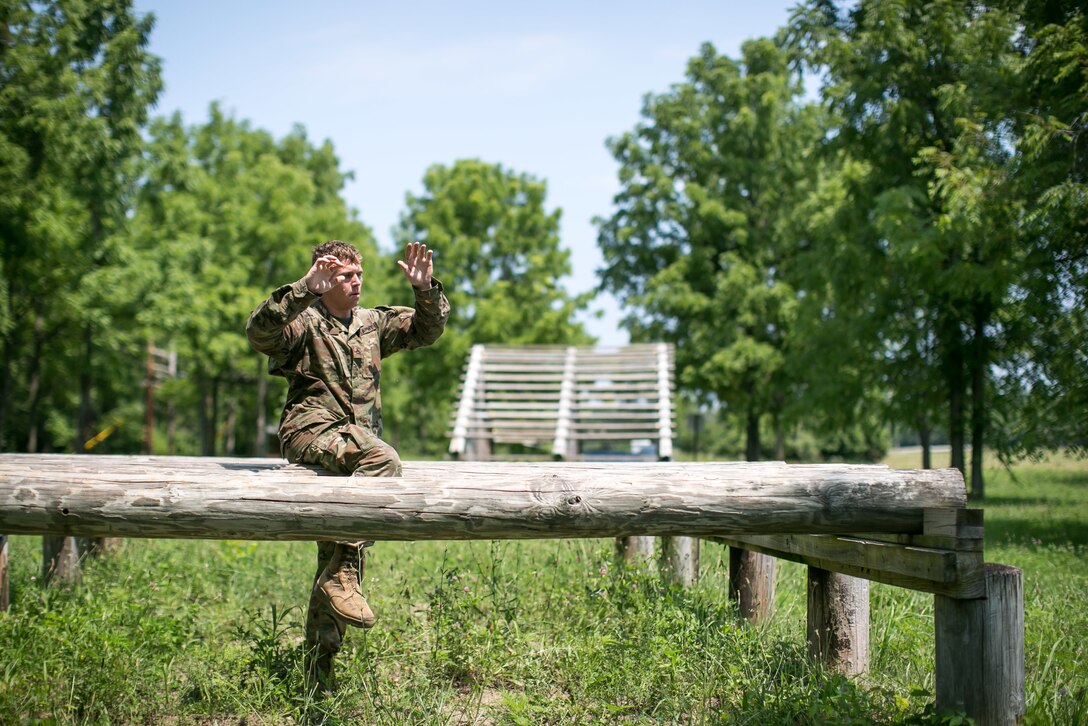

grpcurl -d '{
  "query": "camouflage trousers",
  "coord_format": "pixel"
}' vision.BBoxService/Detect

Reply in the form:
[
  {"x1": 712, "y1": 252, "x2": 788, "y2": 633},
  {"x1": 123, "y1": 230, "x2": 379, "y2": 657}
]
[{"x1": 284, "y1": 423, "x2": 402, "y2": 682}]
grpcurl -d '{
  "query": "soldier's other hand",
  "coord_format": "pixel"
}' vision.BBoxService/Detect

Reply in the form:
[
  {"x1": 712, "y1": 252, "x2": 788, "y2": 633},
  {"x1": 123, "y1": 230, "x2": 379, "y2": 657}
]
[
  {"x1": 397, "y1": 241, "x2": 433, "y2": 290},
  {"x1": 306, "y1": 254, "x2": 348, "y2": 295}
]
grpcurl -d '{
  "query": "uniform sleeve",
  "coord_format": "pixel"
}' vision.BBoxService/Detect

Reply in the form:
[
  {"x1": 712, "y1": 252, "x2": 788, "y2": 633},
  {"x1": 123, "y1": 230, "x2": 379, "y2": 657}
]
[
  {"x1": 376, "y1": 277, "x2": 451, "y2": 358},
  {"x1": 246, "y1": 278, "x2": 318, "y2": 360}
]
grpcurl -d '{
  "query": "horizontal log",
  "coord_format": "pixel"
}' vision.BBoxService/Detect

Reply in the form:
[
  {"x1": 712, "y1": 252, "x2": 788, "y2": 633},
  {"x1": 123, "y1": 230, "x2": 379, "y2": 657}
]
[{"x1": 0, "y1": 455, "x2": 965, "y2": 542}]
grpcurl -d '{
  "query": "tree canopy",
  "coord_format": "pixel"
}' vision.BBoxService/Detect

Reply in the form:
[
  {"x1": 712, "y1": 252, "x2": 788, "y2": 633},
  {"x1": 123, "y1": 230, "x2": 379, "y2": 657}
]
[{"x1": 1, "y1": 0, "x2": 1083, "y2": 479}]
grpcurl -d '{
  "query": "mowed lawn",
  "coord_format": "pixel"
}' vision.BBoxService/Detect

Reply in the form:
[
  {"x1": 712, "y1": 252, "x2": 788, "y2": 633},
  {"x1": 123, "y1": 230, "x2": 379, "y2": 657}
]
[{"x1": 0, "y1": 453, "x2": 1085, "y2": 724}]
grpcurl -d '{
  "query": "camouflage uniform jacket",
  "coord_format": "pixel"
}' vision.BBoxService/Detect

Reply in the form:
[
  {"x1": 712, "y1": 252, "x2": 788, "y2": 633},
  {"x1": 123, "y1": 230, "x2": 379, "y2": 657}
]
[{"x1": 246, "y1": 277, "x2": 450, "y2": 455}]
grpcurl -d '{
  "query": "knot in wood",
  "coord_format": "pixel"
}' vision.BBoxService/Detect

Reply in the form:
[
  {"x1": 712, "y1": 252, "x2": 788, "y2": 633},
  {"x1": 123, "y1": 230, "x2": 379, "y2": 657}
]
[{"x1": 528, "y1": 474, "x2": 597, "y2": 518}]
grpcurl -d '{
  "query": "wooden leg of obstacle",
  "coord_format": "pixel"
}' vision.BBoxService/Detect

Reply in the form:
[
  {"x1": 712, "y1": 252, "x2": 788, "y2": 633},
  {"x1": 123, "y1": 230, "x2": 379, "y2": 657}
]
[
  {"x1": 729, "y1": 547, "x2": 775, "y2": 623},
  {"x1": 1, "y1": 534, "x2": 9, "y2": 611},
  {"x1": 81, "y1": 536, "x2": 121, "y2": 557},
  {"x1": 660, "y1": 536, "x2": 699, "y2": 587},
  {"x1": 807, "y1": 567, "x2": 870, "y2": 677},
  {"x1": 41, "y1": 535, "x2": 81, "y2": 585},
  {"x1": 935, "y1": 563, "x2": 1025, "y2": 726},
  {"x1": 616, "y1": 536, "x2": 655, "y2": 567}
]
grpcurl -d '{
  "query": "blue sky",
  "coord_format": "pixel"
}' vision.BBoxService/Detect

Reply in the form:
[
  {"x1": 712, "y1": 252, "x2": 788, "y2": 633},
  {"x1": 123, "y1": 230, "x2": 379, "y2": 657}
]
[{"x1": 133, "y1": 1, "x2": 803, "y2": 344}]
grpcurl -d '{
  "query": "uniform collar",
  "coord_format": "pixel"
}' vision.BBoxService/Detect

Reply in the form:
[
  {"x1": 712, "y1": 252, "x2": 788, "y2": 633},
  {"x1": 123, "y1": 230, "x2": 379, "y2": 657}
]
[{"x1": 317, "y1": 301, "x2": 362, "y2": 335}]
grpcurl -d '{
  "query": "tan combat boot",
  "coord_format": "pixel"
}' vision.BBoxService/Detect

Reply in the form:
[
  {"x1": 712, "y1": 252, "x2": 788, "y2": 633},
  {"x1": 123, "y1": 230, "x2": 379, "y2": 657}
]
[{"x1": 315, "y1": 542, "x2": 376, "y2": 628}]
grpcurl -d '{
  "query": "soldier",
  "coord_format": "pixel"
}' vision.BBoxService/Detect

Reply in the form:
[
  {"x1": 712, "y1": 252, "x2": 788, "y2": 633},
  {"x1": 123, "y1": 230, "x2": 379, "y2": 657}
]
[{"x1": 246, "y1": 239, "x2": 450, "y2": 688}]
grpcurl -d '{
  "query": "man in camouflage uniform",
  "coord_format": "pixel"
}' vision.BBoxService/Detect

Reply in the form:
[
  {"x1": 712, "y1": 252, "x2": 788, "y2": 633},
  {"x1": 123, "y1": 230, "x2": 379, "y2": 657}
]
[{"x1": 246, "y1": 239, "x2": 449, "y2": 687}]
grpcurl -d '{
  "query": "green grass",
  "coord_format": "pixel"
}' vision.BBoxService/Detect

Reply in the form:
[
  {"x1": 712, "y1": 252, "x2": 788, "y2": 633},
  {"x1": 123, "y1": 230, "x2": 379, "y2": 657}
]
[{"x1": 1, "y1": 455, "x2": 1085, "y2": 724}]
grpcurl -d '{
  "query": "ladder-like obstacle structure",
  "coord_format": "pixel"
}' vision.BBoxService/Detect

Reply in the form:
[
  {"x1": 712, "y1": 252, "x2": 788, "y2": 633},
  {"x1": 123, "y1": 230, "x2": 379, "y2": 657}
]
[
  {"x1": 0, "y1": 454, "x2": 1024, "y2": 725},
  {"x1": 448, "y1": 344, "x2": 675, "y2": 460}
]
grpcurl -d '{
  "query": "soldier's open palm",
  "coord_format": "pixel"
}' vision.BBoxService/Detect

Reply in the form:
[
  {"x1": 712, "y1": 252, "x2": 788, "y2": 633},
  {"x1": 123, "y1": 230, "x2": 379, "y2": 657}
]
[
  {"x1": 397, "y1": 242, "x2": 433, "y2": 290},
  {"x1": 306, "y1": 255, "x2": 347, "y2": 295}
]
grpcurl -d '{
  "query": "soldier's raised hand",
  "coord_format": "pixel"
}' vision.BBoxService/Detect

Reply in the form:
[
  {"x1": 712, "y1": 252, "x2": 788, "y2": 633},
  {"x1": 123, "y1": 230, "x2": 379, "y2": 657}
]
[
  {"x1": 306, "y1": 254, "x2": 349, "y2": 295},
  {"x1": 397, "y1": 241, "x2": 433, "y2": 290}
]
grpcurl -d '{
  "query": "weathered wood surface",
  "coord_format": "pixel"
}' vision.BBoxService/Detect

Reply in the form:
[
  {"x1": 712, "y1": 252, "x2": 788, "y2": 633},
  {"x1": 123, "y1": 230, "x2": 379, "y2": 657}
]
[
  {"x1": 729, "y1": 547, "x2": 776, "y2": 622},
  {"x1": 41, "y1": 535, "x2": 81, "y2": 584},
  {"x1": 660, "y1": 535, "x2": 699, "y2": 587},
  {"x1": 710, "y1": 531, "x2": 986, "y2": 599},
  {"x1": 935, "y1": 564, "x2": 1025, "y2": 725},
  {"x1": 807, "y1": 567, "x2": 870, "y2": 677},
  {"x1": 0, "y1": 455, "x2": 965, "y2": 542}
]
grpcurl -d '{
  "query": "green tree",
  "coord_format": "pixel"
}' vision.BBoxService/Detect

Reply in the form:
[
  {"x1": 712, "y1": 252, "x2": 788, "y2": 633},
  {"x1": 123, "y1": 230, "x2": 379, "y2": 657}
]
[
  {"x1": 997, "y1": 0, "x2": 1088, "y2": 458},
  {"x1": 0, "y1": 0, "x2": 161, "y2": 451},
  {"x1": 596, "y1": 39, "x2": 823, "y2": 461},
  {"x1": 386, "y1": 159, "x2": 593, "y2": 456},
  {"x1": 119, "y1": 106, "x2": 374, "y2": 455},
  {"x1": 790, "y1": 0, "x2": 1027, "y2": 495}
]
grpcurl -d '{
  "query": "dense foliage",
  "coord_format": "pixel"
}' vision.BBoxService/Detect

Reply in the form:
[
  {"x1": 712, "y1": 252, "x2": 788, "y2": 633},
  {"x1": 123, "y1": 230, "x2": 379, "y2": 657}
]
[
  {"x1": 597, "y1": 0, "x2": 1087, "y2": 489},
  {"x1": 1, "y1": 0, "x2": 1084, "y2": 474}
]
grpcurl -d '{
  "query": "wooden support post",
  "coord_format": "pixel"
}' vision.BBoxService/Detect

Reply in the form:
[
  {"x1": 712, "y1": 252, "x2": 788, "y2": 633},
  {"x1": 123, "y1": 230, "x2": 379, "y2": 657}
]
[
  {"x1": 449, "y1": 344, "x2": 485, "y2": 459},
  {"x1": 0, "y1": 534, "x2": 8, "y2": 611},
  {"x1": 616, "y1": 535, "x2": 655, "y2": 567},
  {"x1": 660, "y1": 535, "x2": 699, "y2": 587},
  {"x1": 655, "y1": 343, "x2": 674, "y2": 460},
  {"x1": 551, "y1": 346, "x2": 577, "y2": 460},
  {"x1": 729, "y1": 547, "x2": 775, "y2": 622},
  {"x1": 807, "y1": 567, "x2": 869, "y2": 677},
  {"x1": 935, "y1": 563, "x2": 1024, "y2": 725},
  {"x1": 41, "y1": 535, "x2": 81, "y2": 585},
  {"x1": 81, "y1": 536, "x2": 121, "y2": 558}
]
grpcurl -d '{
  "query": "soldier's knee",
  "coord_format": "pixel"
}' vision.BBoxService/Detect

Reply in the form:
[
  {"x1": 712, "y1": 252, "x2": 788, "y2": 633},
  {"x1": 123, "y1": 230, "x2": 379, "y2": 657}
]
[{"x1": 353, "y1": 443, "x2": 401, "y2": 477}]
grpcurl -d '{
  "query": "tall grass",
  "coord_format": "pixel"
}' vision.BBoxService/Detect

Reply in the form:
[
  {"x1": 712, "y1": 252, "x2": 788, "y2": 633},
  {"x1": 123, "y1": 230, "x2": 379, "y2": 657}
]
[{"x1": 0, "y1": 455, "x2": 1084, "y2": 724}]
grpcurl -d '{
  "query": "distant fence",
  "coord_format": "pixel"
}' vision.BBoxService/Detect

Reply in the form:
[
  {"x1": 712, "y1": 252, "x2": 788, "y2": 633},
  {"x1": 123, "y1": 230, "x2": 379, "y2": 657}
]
[{"x1": 0, "y1": 454, "x2": 1023, "y2": 725}]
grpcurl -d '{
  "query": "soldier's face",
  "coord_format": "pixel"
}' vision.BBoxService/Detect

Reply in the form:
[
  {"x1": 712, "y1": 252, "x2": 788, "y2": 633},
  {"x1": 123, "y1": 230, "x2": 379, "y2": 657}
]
[{"x1": 323, "y1": 261, "x2": 362, "y2": 313}]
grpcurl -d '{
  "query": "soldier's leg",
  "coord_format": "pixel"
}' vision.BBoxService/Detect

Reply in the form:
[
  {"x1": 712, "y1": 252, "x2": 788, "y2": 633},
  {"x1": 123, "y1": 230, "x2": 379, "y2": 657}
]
[
  {"x1": 304, "y1": 541, "x2": 345, "y2": 690},
  {"x1": 296, "y1": 426, "x2": 396, "y2": 628}
]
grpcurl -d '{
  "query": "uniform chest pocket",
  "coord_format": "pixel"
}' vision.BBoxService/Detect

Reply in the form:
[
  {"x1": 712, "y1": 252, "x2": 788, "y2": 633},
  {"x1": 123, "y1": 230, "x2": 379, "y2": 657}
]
[{"x1": 351, "y1": 333, "x2": 380, "y2": 379}]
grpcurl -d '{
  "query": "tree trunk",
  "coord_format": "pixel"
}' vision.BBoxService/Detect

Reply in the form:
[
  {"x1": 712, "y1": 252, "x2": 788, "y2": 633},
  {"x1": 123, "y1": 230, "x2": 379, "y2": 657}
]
[
  {"x1": 0, "y1": 330, "x2": 14, "y2": 451},
  {"x1": 224, "y1": 392, "x2": 237, "y2": 455},
  {"x1": 26, "y1": 312, "x2": 44, "y2": 453},
  {"x1": 917, "y1": 415, "x2": 932, "y2": 469},
  {"x1": 198, "y1": 377, "x2": 217, "y2": 456},
  {"x1": 74, "y1": 323, "x2": 95, "y2": 453},
  {"x1": 943, "y1": 321, "x2": 966, "y2": 477},
  {"x1": 745, "y1": 406, "x2": 761, "y2": 462},
  {"x1": 773, "y1": 408, "x2": 785, "y2": 461},
  {"x1": 197, "y1": 378, "x2": 210, "y2": 455},
  {"x1": 167, "y1": 397, "x2": 177, "y2": 455},
  {"x1": 254, "y1": 358, "x2": 268, "y2": 456},
  {"x1": 969, "y1": 305, "x2": 988, "y2": 500}
]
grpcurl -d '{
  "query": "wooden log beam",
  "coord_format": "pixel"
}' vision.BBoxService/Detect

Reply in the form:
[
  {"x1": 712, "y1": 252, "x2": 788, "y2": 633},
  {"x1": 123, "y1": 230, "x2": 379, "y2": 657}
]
[{"x1": 0, "y1": 455, "x2": 966, "y2": 542}]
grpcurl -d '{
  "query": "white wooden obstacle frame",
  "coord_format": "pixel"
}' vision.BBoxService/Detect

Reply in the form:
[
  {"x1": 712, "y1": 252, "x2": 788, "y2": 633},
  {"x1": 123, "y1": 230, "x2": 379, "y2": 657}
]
[
  {"x1": 0, "y1": 454, "x2": 1023, "y2": 725},
  {"x1": 448, "y1": 343, "x2": 676, "y2": 461}
]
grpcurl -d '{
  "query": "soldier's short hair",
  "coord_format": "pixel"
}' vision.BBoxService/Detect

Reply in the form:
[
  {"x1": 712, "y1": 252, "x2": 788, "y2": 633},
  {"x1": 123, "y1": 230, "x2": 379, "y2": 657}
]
[{"x1": 312, "y1": 240, "x2": 361, "y2": 266}]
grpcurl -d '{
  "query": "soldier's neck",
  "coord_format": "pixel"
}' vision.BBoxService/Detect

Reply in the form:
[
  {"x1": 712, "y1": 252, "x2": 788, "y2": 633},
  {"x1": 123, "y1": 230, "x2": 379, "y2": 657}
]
[{"x1": 321, "y1": 298, "x2": 354, "y2": 321}]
